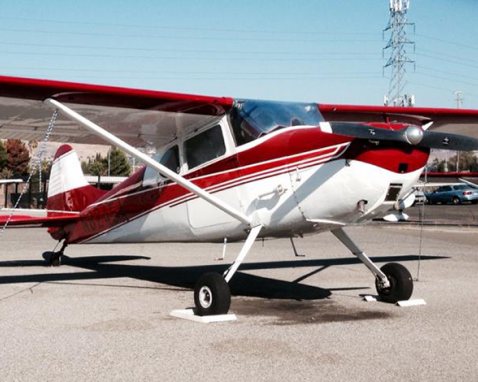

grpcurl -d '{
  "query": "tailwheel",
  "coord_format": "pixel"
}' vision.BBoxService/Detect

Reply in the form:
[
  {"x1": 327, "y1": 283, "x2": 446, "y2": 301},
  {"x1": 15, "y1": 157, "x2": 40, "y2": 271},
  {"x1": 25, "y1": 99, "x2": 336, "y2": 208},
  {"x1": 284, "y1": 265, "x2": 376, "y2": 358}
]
[
  {"x1": 194, "y1": 272, "x2": 231, "y2": 316},
  {"x1": 42, "y1": 251, "x2": 62, "y2": 267},
  {"x1": 375, "y1": 263, "x2": 413, "y2": 303}
]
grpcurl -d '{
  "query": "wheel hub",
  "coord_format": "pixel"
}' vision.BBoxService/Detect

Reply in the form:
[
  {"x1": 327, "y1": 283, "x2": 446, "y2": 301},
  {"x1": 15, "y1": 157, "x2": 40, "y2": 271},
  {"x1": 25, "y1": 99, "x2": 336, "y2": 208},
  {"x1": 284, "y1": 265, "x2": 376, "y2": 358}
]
[
  {"x1": 198, "y1": 286, "x2": 213, "y2": 308},
  {"x1": 376, "y1": 275, "x2": 395, "y2": 295}
]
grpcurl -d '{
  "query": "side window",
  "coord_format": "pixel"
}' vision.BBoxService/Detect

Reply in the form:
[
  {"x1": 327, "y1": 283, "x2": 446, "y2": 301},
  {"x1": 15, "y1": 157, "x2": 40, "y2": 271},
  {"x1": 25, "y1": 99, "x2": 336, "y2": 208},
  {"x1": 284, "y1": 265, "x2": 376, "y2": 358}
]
[
  {"x1": 159, "y1": 145, "x2": 180, "y2": 173},
  {"x1": 185, "y1": 125, "x2": 225, "y2": 169},
  {"x1": 143, "y1": 145, "x2": 179, "y2": 187}
]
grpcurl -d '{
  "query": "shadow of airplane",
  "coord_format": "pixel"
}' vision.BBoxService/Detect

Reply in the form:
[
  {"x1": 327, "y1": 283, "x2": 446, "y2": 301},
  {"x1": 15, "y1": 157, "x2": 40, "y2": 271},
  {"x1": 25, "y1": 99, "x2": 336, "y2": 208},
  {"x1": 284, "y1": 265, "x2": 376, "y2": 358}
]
[{"x1": 0, "y1": 253, "x2": 447, "y2": 301}]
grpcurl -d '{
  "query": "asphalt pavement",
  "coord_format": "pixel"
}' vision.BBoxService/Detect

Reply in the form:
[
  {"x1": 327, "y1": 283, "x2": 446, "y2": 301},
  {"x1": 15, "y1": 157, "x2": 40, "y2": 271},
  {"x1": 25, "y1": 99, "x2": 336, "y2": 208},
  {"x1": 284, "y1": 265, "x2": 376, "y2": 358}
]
[
  {"x1": 405, "y1": 202, "x2": 478, "y2": 226},
  {"x1": 0, "y1": 221, "x2": 477, "y2": 381}
]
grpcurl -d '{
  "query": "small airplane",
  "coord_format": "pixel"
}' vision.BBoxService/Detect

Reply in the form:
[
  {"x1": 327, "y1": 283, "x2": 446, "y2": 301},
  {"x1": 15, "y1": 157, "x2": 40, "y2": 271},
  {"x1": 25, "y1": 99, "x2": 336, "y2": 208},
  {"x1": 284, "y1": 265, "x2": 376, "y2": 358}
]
[{"x1": 1, "y1": 75, "x2": 478, "y2": 316}]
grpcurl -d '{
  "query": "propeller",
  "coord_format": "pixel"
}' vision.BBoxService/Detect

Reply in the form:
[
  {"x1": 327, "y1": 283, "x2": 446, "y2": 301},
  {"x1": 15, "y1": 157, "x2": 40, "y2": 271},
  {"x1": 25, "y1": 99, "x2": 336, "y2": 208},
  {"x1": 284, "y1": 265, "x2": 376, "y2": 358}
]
[{"x1": 328, "y1": 122, "x2": 478, "y2": 151}]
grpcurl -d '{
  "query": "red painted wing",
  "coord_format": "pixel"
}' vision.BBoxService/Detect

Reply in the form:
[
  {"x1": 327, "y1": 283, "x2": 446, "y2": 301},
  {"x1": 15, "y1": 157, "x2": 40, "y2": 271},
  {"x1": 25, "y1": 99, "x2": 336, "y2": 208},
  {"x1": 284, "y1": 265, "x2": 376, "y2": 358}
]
[{"x1": 0, "y1": 75, "x2": 233, "y2": 146}]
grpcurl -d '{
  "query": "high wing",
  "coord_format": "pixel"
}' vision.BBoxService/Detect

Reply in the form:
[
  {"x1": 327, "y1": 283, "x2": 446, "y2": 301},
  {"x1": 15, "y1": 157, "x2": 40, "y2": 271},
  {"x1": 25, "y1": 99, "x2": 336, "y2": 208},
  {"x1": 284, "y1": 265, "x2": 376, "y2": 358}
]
[
  {"x1": 318, "y1": 103, "x2": 478, "y2": 138},
  {"x1": 2, "y1": 75, "x2": 478, "y2": 145},
  {"x1": 0, "y1": 75, "x2": 233, "y2": 148}
]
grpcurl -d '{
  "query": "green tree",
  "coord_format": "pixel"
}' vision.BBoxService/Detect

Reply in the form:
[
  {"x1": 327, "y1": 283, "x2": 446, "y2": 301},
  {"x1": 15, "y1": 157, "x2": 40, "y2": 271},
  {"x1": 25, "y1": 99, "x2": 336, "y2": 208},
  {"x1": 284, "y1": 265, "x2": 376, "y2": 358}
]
[
  {"x1": 447, "y1": 152, "x2": 478, "y2": 172},
  {"x1": 83, "y1": 153, "x2": 107, "y2": 176},
  {"x1": 6, "y1": 139, "x2": 30, "y2": 176},
  {"x1": 107, "y1": 147, "x2": 131, "y2": 176},
  {"x1": 0, "y1": 140, "x2": 7, "y2": 172},
  {"x1": 81, "y1": 149, "x2": 131, "y2": 177},
  {"x1": 428, "y1": 152, "x2": 478, "y2": 172},
  {"x1": 0, "y1": 167, "x2": 13, "y2": 179}
]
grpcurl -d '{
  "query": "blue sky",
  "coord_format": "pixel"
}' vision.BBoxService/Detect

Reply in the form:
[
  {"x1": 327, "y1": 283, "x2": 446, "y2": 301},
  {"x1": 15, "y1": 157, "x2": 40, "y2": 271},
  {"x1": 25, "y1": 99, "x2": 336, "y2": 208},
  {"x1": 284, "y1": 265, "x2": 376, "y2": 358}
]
[{"x1": 1, "y1": 0, "x2": 477, "y2": 108}]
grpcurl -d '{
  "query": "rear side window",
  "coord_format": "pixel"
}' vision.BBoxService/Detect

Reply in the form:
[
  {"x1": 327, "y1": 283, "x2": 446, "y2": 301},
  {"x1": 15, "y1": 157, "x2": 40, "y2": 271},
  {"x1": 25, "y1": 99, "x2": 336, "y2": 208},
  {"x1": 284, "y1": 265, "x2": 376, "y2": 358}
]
[
  {"x1": 185, "y1": 125, "x2": 225, "y2": 169},
  {"x1": 143, "y1": 145, "x2": 180, "y2": 187},
  {"x1": 439, "y1": 186, "x2": 452, "y2": 192},
  {"x1": 160, "y1": 145, "x2": 180, "y2": 173}
]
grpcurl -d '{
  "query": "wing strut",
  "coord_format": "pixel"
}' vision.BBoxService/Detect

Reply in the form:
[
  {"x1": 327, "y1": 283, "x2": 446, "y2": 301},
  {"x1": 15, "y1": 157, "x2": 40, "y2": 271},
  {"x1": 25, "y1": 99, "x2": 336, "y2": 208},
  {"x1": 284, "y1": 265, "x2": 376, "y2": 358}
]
[
  {"x1": 223, "y1": 224, "x2": 262, "y2": 283},
  {"x1": 44, "y1": 98, "x2": 252, "y2": 226}
]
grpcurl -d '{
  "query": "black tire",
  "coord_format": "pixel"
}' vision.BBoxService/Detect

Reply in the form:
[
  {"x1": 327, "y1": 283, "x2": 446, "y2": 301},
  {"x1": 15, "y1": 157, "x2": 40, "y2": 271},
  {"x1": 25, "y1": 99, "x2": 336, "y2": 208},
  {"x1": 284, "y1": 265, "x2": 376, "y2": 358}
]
[
  {"x1": 452, "y1": 196, "x2": 460, "y2": 205},
  {"x1": 375, "y1": 263, "x2": 413, "y2": 303},
  {"x1": 42, "y1": 251, "x2": 61, "y2": 267},
  {"x1": 194, "y1": 272, "x2": 231, "y2": 316}
]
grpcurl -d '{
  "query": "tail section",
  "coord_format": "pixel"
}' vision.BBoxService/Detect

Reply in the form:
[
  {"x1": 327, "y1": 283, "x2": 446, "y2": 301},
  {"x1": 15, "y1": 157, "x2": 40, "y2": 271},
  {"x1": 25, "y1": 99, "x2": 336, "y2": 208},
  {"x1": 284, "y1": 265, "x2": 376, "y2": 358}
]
[{"x1": 47, "y1": 144, "x2": 106, "y2": 212}]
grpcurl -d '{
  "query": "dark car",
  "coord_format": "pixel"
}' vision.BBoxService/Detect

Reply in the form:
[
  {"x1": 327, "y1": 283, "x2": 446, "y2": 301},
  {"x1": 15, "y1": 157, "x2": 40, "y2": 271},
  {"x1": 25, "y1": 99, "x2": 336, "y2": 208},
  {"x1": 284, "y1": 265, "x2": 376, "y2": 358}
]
[{"x1": 425, "y1": 184, "x2": 478, "y2": 205}]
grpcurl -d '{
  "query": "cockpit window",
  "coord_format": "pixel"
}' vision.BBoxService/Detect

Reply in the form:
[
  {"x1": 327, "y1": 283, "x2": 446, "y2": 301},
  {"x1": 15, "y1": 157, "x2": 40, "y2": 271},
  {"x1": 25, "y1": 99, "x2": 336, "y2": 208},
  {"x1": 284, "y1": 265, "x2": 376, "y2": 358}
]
[
  {"x1": 185, "y1": 124, "x2": 226, "y2": 169},
  {"x1": 230, "y1": 100, "x2": 324, "y2": 146},
  {"x1": 143, "y1": 145, "x2": 179, "y2": 187},
  {"x1": 159, "y1": 145, "x2": 180, "y2": 173}
]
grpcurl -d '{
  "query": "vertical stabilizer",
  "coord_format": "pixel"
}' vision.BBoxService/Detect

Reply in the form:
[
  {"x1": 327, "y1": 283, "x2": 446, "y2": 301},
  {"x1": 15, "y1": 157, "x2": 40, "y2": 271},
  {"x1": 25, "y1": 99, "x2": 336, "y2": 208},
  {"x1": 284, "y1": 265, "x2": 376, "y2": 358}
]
[{"x1": 47, "y1": 144, "x2": 105, "y2": 212}]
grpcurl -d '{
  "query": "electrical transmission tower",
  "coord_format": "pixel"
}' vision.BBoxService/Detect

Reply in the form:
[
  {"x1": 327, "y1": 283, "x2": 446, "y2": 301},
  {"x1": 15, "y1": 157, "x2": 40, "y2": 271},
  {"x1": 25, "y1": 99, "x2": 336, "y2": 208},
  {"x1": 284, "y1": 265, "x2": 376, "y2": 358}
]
[{"x1": 383, "y1": 0, "x2": 415, "y2": 107}]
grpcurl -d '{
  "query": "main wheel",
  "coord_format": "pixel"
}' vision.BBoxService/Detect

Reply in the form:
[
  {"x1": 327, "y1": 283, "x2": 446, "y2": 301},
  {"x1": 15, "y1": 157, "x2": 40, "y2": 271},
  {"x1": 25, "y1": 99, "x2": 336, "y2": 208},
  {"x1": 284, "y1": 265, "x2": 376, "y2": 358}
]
[
  {"x1": 375, "y1": 263, "x2": 413, "y2": 303},
  {"x1": 194, "y1": 272, "x2": 231, "y2": 316},
  {"x1": 452, "y1": 196, "x2": 460, "y2": 205}
]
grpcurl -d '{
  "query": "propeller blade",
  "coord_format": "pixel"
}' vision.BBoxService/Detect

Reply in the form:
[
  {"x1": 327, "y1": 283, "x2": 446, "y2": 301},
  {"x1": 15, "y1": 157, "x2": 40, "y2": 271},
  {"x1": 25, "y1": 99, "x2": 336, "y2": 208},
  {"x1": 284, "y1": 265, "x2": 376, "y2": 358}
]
[
  {"x1": 420, "y1": 131, "x2": 478, "y2": 151},
  {"x1": 329, "y1": 122, "x2": 478, "y2": 151},
  {"x1": 328, "y1": 122, "x2": 422, "y2": 145},
  {"x1": 329, "y1": 122, "x2": 406, "y2": 141}
]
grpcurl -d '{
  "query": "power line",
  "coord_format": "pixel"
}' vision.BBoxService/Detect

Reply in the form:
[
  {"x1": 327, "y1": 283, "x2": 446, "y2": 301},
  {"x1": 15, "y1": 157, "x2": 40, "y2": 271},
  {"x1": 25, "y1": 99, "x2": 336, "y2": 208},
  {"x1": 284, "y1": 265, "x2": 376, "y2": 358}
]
[
  {"x1": 416, "y1": 65, "x2": 478, "y2": 82},
  {"x1": 416, "y1": 52, "x2": 478, "y2": 70},
  {"x1": 0, "y1": 65, "x2": 378, "y2": 76},
  {"x1": 0, "y1": 50, "x2": 383, "y2": 63},
  {"x1": 417, "y1": 33, "x2": 478, "y2": 52},
  {"x1": 0, "y1": 16, "x2": 379, "y2": 37},
  {"x1": 0, "y1": 41, "x2": 378, "y2": 57},
  {"x1": 0, "y1": 27, "x2": 380, "y2": 44},
  {"x1": 414, "y1": 70, "x2": 478, "y2": 89}
]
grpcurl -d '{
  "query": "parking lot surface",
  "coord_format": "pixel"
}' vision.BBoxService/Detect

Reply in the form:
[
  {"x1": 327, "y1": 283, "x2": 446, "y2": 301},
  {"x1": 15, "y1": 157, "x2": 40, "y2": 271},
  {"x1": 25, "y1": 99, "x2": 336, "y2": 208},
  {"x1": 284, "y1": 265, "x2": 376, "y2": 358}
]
[{"x1": 0, "y1": 222, "x2": 477, "y2": 381}]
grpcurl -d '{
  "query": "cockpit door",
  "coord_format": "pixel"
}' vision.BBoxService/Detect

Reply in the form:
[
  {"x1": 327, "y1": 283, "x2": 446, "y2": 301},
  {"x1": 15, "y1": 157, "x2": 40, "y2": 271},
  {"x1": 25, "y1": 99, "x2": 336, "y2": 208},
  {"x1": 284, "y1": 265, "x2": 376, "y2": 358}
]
[{"x1": 185, "y1": 121, "x2": 244, "y2": 231}]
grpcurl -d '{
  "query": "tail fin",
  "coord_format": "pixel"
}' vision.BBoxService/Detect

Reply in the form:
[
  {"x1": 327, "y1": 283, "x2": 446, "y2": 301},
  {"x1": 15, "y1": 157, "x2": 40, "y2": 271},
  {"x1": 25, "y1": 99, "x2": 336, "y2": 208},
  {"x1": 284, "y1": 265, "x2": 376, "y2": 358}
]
[{"x1": 47, "y1": 144, "x2": 105, "y2": 212}]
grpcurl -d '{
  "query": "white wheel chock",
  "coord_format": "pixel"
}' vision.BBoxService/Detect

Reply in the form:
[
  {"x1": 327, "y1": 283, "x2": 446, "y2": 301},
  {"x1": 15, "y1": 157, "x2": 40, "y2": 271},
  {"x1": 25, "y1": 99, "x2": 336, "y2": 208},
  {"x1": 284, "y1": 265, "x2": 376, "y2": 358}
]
[
  {"x1": 363, "y1": 295, "x2": 426, "y2": 307},
  {"x1": 170, "y1": 308, "x2": 237, "y2": 323}
]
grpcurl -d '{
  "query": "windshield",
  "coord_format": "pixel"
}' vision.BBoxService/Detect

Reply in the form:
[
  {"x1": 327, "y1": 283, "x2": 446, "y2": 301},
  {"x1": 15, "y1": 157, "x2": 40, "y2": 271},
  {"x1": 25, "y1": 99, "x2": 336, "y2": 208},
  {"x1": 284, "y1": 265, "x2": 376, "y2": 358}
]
[{"x1": 230, "y1": 99, "x2": 324, "y2": 146}]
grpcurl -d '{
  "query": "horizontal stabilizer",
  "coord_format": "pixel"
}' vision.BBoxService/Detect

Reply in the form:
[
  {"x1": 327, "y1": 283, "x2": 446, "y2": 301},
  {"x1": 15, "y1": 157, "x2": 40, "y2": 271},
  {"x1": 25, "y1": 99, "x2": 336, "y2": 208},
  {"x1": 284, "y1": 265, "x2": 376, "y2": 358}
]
[{"x1": 0, "y1": 209, "x2": 79, "y2": 227}]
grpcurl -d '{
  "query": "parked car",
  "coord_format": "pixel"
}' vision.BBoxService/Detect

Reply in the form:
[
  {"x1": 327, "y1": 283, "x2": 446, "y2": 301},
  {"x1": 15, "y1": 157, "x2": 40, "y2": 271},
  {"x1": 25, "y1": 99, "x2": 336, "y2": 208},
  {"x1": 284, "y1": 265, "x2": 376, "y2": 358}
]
[
  {"x1": 413, "y1": 189, "x2": 426, "y2": 205},
  {"x1": 425, "y1": 184, "x2": 478, "y2": 205}
]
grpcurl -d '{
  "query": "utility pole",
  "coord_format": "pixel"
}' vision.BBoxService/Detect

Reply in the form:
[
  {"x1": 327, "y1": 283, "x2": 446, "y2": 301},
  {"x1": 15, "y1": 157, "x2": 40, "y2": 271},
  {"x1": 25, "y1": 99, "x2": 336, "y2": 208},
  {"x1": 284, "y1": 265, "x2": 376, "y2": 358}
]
[
  {"x1": 454, "y1": 91, "x2": 463, "y2": 171},
  {"x1": 383, "y1": 0, "x2": 415, "y2": 107},
  {"x1": 454, "y1": 91, "x2": 463, "y2": 109}
]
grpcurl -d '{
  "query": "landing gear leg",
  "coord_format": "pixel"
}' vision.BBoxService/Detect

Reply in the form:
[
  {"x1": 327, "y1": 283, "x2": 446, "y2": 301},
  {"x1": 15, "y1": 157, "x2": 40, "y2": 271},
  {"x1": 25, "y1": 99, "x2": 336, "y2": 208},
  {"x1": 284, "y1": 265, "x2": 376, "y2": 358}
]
[
  {"x1": 193, "y1": 225, "x2": 262, "y2": 316},
  {"x1": 43, "y1": 240, "x2": 68, "y2": 267},
  {"x1": 331, "y1": 227, "x2": 413, "y2": 303}
]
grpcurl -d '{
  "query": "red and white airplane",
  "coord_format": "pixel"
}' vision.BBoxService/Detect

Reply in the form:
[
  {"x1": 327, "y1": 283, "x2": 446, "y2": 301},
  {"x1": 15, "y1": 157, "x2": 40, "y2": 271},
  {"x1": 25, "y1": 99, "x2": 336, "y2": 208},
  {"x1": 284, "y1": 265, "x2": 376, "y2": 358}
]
[{"x1": 1, "y1": 75, "x2": 478, "y2": 316}]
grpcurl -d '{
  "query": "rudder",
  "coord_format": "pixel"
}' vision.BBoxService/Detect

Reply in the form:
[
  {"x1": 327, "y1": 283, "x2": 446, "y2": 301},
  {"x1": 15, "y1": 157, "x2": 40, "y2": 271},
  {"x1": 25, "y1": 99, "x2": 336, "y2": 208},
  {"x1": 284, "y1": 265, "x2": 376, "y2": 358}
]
[{"x1": 47, "y1": 144, "x2": 105, "y2": 212}]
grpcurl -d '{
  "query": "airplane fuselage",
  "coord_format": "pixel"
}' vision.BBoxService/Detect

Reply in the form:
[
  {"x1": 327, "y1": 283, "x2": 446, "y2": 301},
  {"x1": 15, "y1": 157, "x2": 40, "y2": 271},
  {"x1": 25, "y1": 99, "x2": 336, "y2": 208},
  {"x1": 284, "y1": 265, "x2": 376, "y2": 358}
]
[{"x1": 54, "y1": 124, "x2": 428, "y2": 244}]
